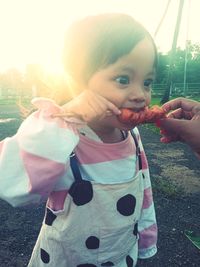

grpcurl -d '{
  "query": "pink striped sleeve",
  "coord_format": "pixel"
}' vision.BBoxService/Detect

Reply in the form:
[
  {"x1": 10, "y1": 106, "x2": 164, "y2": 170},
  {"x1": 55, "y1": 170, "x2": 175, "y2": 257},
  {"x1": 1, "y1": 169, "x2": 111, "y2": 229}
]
[
  {"x1": 0, "y1": 98, "x2": 80, "y2": 207},
  {"x1": 134, "y1": 128, "x2": 157, "y2": 259},
  {"x1": 142, "y1": 187, "x2": 153, "y2": 209},
  {"x1": 138, "y1": 223, "x2": 157, "y2": 249},
  {"x1": 21, "y1": 150, "x2": 66, "y2": 197}
]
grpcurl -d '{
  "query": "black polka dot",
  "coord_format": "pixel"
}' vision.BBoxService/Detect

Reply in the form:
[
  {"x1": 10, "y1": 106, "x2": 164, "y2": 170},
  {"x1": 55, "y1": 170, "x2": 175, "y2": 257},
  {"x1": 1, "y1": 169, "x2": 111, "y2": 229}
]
[
  {"x1": 40, "y1": 248, "x2": 50, "y2": 263},
  {"x1": 69, "y1": 180, "x2": 93, "y2": 206},
  {"x1": 133, "y1": 222, "x2": 138, "y2": 236},
  {"x1": 77, "y1": 264, "x2": 97, "y2": 267},
  {"x1": 85, "y1": 236, "x2": 100, "y2": 249},
  {"x1": 117, "y1": 194, "x2": 136, "y2": 216},
  {"x1": 126, "y1": 255, "x2": 134, "y2": 267},
  {"x1": 44, "y1": 207, "x2": 57, "y2": 226},
  {"x1": 101, "y1": 261, "x2": 115, "y2": 266}
]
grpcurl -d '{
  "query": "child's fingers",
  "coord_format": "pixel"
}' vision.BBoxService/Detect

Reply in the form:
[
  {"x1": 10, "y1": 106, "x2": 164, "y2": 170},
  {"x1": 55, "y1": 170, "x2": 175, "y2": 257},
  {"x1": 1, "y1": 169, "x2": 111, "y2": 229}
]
[
  {"x1": 86, "y1": 92, "x2": 121, "y2": 117},
  {"x1": 106, "y1": 101, "x2": 121, "y2": 115},
  {"x1": 97, "y1": 98, "x2": 121, "y2": 117},
  {"x1": 105, "y1": 110, "x2": 113, "y2": 116},
  {"x1": 52, "y1": 112, "x2": 76, "y2": 118},
  {"x1": 54, "y1": 91, "x2": 121, "y2": 122}
]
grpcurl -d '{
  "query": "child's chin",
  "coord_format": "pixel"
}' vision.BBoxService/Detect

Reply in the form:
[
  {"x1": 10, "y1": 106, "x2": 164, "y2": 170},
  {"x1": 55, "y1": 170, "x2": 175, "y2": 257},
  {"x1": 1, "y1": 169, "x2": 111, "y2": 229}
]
[
  {"x1": 107, "y1": 117, "x2": 137, "y2": 130},
  {"x1": 119, "y1": 122, "x2": 137, "y2": 131}
]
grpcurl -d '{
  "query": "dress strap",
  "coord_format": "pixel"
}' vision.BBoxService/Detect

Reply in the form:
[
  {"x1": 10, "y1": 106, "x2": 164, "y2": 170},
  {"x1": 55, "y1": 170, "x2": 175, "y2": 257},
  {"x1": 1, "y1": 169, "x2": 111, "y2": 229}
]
[
  {"x1": 130, "y1": 131, "x2": 143, "y2": 171},
  {"x1": 70, "y1": 152, "x2": 83, "y2": 181}
]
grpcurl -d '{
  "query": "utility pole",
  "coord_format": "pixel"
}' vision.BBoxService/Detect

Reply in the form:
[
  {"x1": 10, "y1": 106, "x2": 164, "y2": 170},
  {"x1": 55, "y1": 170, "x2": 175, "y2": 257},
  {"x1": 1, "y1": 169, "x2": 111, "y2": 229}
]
[
  {"x1": 183, "y1": 0, "x2": 191, "y2": 96},
  {"x1": 160, "y1": 0, "x2": 185, "y2": 104}
]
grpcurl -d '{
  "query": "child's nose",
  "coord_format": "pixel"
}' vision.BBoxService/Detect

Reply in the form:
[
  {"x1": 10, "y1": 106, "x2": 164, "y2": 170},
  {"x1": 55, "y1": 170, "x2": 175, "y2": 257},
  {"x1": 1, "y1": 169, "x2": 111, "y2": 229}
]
[{"x1": 128, "y1": 85, "x2": 146, "y2": 103}]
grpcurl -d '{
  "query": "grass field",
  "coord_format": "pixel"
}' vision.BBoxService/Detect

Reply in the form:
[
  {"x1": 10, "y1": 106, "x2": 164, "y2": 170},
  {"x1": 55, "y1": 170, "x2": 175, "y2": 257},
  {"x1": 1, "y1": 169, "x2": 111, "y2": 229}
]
[
  {"x1": 0, "y1": 95, "x2": 199, "y2": 106},
  {"x1": 151, "y1": 96, "x2": 200, "y2": 106}
]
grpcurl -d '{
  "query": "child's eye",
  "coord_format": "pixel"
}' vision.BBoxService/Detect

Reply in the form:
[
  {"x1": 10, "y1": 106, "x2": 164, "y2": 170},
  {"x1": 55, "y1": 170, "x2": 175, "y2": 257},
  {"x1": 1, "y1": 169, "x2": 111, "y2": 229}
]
[
  {"x1": 115, "y1": 76, "x2": 130, "y2": 85},
  {"x1": 144, "y1": 79, "x2": 153, "y2": 88}
]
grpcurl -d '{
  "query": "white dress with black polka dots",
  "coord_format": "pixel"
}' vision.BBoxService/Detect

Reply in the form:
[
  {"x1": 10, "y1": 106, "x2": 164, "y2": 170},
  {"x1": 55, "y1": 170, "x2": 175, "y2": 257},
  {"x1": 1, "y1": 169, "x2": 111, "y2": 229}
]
[
  {"x1": 27, "y1": 126, "x2": 150, "y2": 267},
  {"x1": 28, "y1": 162, "x2": 144, "y2": 267}
]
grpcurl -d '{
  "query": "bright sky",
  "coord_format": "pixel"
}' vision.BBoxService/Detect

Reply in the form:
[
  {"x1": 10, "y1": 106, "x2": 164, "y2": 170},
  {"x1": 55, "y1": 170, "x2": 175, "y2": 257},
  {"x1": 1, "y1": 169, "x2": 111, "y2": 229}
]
[{"x1": 0, "y1": 0, "x2": 199, "y2": 73}]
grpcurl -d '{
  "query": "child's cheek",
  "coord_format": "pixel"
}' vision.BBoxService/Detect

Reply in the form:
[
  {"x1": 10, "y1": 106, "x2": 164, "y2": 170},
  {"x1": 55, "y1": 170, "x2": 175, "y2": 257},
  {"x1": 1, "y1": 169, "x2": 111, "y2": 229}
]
[{"x1": 146, "y1": 93, "x2": 151, "y2": 106}]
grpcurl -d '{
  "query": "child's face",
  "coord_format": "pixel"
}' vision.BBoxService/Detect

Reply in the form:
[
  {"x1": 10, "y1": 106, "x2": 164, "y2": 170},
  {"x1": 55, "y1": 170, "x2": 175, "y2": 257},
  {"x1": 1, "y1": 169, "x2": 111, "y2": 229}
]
[{"x1": 87, "y1": 37, "x2": 156, "y2": 130}]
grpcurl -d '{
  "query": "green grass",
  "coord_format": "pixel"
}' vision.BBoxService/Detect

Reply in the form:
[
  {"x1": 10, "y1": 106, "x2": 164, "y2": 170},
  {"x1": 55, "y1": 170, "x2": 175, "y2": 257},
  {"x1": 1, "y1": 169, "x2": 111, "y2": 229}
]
[
  {"x1": 0, "y1": 98, "x2": 31, "y2": 105},
  {"x1": 142, "y1": 123, "x2": 160, "y2": 134},
  {"x1": 0, "y1": 99, "x2": 18, "y2": 105},
  {"x1": 151, "y1": 96, "x2": 200, "y2": 106},
  {"x1": 152, "y1": 175, "x2": 182, "y2": 197}
]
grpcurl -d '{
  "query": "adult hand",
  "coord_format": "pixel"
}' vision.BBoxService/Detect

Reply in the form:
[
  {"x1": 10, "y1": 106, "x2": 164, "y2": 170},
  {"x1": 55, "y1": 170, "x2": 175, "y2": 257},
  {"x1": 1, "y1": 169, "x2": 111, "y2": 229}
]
[{"x1": 158, "y1": 98, "x2": 200, "y2": 157}]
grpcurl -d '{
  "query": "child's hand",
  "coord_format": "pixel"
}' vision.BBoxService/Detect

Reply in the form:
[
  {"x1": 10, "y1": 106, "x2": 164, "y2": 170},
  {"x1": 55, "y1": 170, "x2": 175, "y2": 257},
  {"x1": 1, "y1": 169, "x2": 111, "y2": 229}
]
[{"x1": 54, "y1": 90, "x2": 121, "y2": 123}]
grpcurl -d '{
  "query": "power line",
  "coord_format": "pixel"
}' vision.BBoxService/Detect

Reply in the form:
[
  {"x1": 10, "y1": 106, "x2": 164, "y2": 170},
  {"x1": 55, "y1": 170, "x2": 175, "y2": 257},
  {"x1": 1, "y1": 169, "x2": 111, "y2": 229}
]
[{"x1": 154, "y1": 0, "x2": 171, "y2": 38}]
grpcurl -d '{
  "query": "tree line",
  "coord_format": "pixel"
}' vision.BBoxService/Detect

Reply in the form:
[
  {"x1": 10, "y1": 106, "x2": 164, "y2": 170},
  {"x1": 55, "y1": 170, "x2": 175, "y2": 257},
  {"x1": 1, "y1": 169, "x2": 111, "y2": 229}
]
[
  {"x1": 0, "y1": 41, "x2": 200, "y2": 102},
  {"x1": 156, "y1": 41, "x2": 200, "y2": 85}
]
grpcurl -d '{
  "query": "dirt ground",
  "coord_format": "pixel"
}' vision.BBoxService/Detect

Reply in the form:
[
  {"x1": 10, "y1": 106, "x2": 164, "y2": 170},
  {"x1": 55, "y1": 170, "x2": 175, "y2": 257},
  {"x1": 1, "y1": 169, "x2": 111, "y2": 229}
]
[{"x1": 0, "y1": 105, "x2": 200, "y2": 267}]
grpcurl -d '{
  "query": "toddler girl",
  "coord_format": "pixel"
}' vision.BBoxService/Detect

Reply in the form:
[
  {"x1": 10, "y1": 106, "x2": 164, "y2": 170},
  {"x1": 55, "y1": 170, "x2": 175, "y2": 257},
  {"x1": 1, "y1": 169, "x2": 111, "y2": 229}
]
[{"x1": 0, "y1": 13, "x2": 157, "y2": 267}]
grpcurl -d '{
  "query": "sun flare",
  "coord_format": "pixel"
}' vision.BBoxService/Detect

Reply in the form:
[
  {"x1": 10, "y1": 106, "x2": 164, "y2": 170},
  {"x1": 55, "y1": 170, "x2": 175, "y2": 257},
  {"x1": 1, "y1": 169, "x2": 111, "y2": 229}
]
[{"x1": 0, "y1": 0, "x2": 199, "y2": 74}]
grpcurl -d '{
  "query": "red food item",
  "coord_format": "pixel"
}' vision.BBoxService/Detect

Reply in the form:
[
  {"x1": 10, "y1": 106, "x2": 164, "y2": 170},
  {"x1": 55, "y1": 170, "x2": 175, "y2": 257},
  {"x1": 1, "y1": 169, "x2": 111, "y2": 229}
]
[{"x1": 118, "y1": 105, "x2": 166, "y2": 125}]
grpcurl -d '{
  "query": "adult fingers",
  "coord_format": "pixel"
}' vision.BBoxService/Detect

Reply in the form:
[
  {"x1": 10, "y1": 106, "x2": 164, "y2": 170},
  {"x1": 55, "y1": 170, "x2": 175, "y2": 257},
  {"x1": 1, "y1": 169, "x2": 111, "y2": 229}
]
[
  {"x1": 167, "y1": 109, "x2": 193, "y2": 120},
  {"x1": 159, "y1": 117, "x2": 190, "y2": 134},
  {"x1": 162, "y1": 98, "x2": 199, "y2": 114},
  {"x1": 192, "y1": 110, "x2": 200, "y2": 120},
  {"x1": 167, "y1": 108, "x2": 183, "y2": 119}
]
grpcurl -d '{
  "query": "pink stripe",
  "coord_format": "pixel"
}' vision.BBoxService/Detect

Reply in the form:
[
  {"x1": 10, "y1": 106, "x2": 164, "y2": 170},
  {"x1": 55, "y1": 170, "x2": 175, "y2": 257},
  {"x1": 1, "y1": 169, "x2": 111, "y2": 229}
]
[
  {"x1": 138, "y1": 223, "x2": 157, "y2": 249},
  {"x1": 47, "y1": 190, "x2": 68, "y2": 211},
  {"x1": 76, "y1": 135, "x2": 135, "y2": 164},
  {"x1": 141, "y1": 151, "x2": 148, "y2": 169},
  {"x1": 21, "y1": 150, "x2": 66, "y2": 197},
  {"x1": 142, "y1": 187, "x2": 153, "y2": 209}
]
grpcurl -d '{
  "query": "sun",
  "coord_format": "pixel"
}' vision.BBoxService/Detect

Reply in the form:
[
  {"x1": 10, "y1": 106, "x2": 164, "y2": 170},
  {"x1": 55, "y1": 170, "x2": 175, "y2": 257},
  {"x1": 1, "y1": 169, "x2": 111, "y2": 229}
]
[
  {"x1": 0, "y1": 0, "x2": 72, "y2": 74},
  {"x1": 0, "y1": 0, "x2": 199, "y2": 73}
]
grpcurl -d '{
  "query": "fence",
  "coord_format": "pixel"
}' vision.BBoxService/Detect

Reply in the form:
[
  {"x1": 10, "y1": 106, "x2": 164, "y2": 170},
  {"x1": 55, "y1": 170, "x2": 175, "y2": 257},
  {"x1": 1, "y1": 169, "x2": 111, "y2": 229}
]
[
  {"x1": 152, "y1": 83, "x2": 200, "y2": 98},
  {"x1": 0, "y1": 83, "x2": 199, "y2": 101}
]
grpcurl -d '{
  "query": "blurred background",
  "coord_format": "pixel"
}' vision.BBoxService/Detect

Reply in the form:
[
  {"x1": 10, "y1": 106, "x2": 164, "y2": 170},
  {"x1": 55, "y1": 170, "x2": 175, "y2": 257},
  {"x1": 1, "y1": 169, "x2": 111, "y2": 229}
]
[{"x1": 0, "y1": 0, "x2": 199, "y2": 104}]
